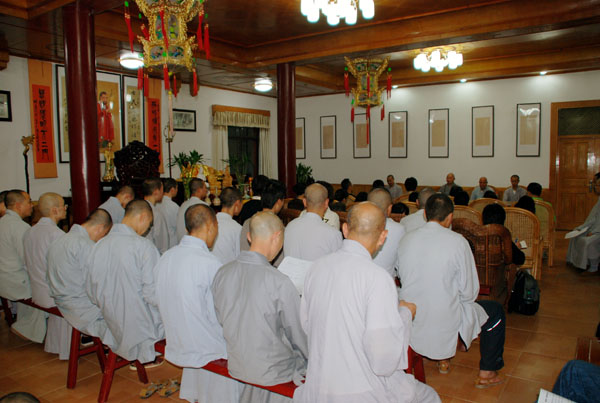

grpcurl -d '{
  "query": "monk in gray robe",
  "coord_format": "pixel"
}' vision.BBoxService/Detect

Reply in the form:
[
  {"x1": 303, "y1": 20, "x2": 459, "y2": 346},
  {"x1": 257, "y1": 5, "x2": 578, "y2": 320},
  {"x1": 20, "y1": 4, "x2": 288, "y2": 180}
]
[
  {"x1": 143, "y1": 178, "x2": 170, "y2": 254},
  {"x1": 176, "y1": 178, "x2": 209, "y2": 242},
  {"x1": 400, "y1": 188, "x2": 435, "y2": 233},
  {"x1": 98, "y1": 186, "x2": 134, "y2": 224}
]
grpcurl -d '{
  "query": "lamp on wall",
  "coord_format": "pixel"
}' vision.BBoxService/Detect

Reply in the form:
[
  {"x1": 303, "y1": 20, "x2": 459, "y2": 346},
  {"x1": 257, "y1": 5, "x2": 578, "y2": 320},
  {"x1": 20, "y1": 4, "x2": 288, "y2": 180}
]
[{"x1": 301, "y1": 0, "x2": 375, "y2": 26}]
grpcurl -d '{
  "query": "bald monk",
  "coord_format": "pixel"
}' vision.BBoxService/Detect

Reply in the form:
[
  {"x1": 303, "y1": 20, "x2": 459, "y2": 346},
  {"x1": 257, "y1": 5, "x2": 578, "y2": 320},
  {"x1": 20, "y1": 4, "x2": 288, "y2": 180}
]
[
  {"x1": 143, "y1": 178, "x2": 170, "y2": 254},
  {"x1": 156, "y1": 204, "x2": 243, "y2": 403},
  {"x1": 212, "y1": 187, "x2": 243, "y2": 264},
  {"x1": 98, "y1": 186, "x2": 134, "y2": 224},
  {"x1": 295, "y1": 202, "x2": 439, "y2": 402},
  {"x1": 213, "y1": 212, "x2": 308, "y2": 403},
  {"x1": 47, "y1": 209, "x2": 114, "y2": 344},
  {"x1": 284, "y1": 183, "x2": 342, "y2": 261},
  {"x1": 23, "y1": 192, "x2": 72, "y2": 359},
  {"x1": 470, "y1": 177, "x2": 494, "y2": 201},
  {"x1": 86, "y1": 200, "x2": 164, "y2": 364},
  {"x1": 368, "y1": 188, "x2": 406, "y2": 278},
  {"x1": 400, "y1": 188, "x2": 435, "y2": 233},
  {"x1": 176, "y1": 178, "x2": 209, "y2": 242},
  {"x1": 0, "y1": 190, "x2": 46, "y2": 342}
]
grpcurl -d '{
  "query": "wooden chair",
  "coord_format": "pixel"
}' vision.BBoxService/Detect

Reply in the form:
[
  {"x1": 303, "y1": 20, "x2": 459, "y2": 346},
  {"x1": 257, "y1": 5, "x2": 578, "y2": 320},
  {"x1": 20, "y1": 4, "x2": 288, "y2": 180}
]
[
  {"x1": 394, "y1": 194, "x2": 410, "y2": 203},
  {"x1": 469, "y1": 198, "x2": 506, "y2": 214},
  {"x1": 98, "y1": 348, "x2": 150, "y2": 403},
  {"x1": 504, "y1": 207, "x2": 542, "y2": 280},
  {"x1": 279, "y1": 208, "x2": 301, "y2": 226},
  {"x1": 453, "y1": 205, "x2": 482, "y2": 225},
  {"x1": 534, "y1": 199, "x2": 556, "y2": 267},
  {"x1": 451, "y1": 218, "x2": 513, "y2": 305},
  {"x1": 405, "y1": 201, "x2": 418, "y2": 214}
]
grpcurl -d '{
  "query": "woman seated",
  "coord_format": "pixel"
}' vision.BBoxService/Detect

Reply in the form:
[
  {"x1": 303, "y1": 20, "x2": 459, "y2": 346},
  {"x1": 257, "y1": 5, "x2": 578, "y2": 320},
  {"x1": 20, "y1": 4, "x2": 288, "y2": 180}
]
[{"x1": 482, "y1": 204, "x2": 525, "y2": 266}]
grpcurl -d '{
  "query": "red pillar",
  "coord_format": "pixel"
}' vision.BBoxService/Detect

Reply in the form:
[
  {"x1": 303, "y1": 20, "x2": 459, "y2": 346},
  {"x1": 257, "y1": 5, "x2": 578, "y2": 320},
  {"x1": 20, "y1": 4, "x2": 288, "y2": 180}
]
[
  {"x1": 277, "y1": 63, "x2": 296, "y2": 197},
  {"x1": 63, "y1": 1, "x2": 101, "y2": 224}
]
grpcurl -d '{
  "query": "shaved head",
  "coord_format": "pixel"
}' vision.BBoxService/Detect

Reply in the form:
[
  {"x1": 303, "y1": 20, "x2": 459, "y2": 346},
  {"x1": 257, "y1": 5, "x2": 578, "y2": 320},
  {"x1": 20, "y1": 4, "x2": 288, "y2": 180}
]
[
  {"x1": 185, "y1": 203, "x2": 216, "y2": 234},
  {"x1": 85, "y1": 208, "x2": 113, "y2": 228},
  {"x1": 220, "y1": 187, "x2": 242, "y2": 208},
  {"x1": 249, "y1": 211, "x2": 283, "y2": 241},
  {"x1": 305, "y1": 183, "x2": 328, "y2": 209},
  {"x1": 5, "y1": 190, "x2": 26, "y2": 209},
  {"x1": 346, "y1": 202, "x2": 386, "y2": 239},
  {"x1": 116, "y1": 186, "x2": 134, "y2": 198},
  {"x1": 124, "y1": 199, "x2": 152, "y2": 218},
  {"x1": 367, "y1": 188, "x2": 392, "y2": 213},
  {"x1": 38, "y1": 192, "x2": 64, "y2": 217},
  {"x1": 418, "y1": 187, "x2": 435, "y2": 207}
]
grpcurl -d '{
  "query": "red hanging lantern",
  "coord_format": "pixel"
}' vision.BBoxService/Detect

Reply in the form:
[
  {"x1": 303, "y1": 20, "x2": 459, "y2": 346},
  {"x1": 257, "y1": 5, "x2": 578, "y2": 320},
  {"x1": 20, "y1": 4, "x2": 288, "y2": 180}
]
[
  {"x1": 386, "y1": 68, "x2": 392, "y2": 99},
  {"x1": 366, "y1": 119, "x2": 370, "y2": 145},
  {"x1": 163, "y1": 64, "x2": 170, "y2": 90},
  {"x1": 137, "y1": 67, "x2": 143, "y2": 90},
  {"x1": 124, "y1": 11, "x2": 135, "y2": 53},
  {"x1": 204, "y1": 24, "x2": 210, "y2": 59},
  {"x1": 351, "y1": 106, "x2": 355, "y2": 122},
  {"x1": 366, "y1": 104, "x2": 370, "y2": 120},
  {"x1": 173, "y1": 75, "x2": 178, "y2": 97},
  {"x1": 381, "y1": 103, "x2": 385, "y2": 121},
  {"x1": 344, "y1": 68, "x2": 349, "y2": 97},
  {"x1": 197, "y1": 13, "x2": 204, "y2": 50},
  {"x1": 193, "y1": 69, "x2": 198, "y2": 96},
  {"x1": 159, "y1": 7, "x2": 169, "y2": 49}
]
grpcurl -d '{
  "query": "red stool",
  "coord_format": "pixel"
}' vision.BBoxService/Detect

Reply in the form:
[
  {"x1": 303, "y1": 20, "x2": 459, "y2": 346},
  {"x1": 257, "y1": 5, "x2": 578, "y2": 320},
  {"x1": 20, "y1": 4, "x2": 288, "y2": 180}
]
[
  {"x1": 406, "y1": 346, "x2": 426, "y2": 383},
  {"x1": 98, "y1": 348, "x2": 148, "y2": 403},
  {"x1": 1, "y1": 297, "x2": 14, "y2": 325},
  {"x1": 67, "y1": 328, "x2": 106, "y2": 388}
]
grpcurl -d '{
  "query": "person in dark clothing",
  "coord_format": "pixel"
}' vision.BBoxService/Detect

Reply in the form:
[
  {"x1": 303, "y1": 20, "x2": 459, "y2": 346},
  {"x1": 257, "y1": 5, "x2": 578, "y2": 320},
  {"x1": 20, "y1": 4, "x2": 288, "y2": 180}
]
[
  {"x1": 408, "y1": 192, "x2": 418, "y2": 202},
  {"x1": 404, "y1": 177, "x2": 418, "y2": 192},
  {"x1": 515, "y1": 195, "x2": 536, "y2": 214},
  {"x1": 239, "y1": 175, "x2": 270, "y2": 224},
  {"x1": 483, "y1": 190, "x2": 498, "y2": 199},
  {"x1": 453, "y1": 191, "x2": 470, "y2": 206},
  {"x1": 391, "y1": 202, "x2": 409, "y2": 216},
  {"x1": 482, "y1": 204, "x2": 525, "y2": 266}
]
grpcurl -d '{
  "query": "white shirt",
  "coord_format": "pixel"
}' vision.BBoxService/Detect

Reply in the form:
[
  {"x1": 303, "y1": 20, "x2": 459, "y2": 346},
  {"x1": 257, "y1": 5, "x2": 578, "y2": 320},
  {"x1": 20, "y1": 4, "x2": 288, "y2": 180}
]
[
  {"x1": 502, "y1": 187, "x2": 527, "y2": 203},
  {"x1": 300, "y1": 207, "x2": 340, "y2": 230},
  {"x1": 397, "y1": 221, "x2": 488, "y2": 359},
  {"x1": 284, "y1": 212, "x2": 342, "y2": 261},
  {"x1": 155, "y1": 236, "x2": 227, "y2": 368},
  {"x1": 176, "y1": 196, "x2": 209, "y2": 242},
  {"x1": 295, "y1": 240, "x2": 428, "y2": 403},
  {"x1": 158, "y1": 196, "x2": 179, "y2": 249},
  {"x1": 23, "y1": 217, "x2": 64, "y2": 308},
  {"x1": 212, "y1": 212, "x2": 242, "y2": 265},
  {"x1": 400, "y1": 209, "x2": 426, "y2": 233},
  {"x1": 373, "y1": 217, "x2": 406, "y2": 278},
  {"x1": 0, "y1": 210, "x2": 31, "y2": 300},
  {"x1": 386, "y1": 184, "x2": 404, "y2": 201},
  {"x1": 98, "y1": 196, "x2": 124, "y2": 224}
]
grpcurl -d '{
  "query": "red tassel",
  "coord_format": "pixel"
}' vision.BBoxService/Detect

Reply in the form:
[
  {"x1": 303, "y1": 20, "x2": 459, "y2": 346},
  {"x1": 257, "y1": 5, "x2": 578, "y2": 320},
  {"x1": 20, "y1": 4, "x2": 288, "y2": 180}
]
[
  {"x1": 173, "y1": 75, "x2": 178, "y2": 97},
  {"x1": 163, "y1": 64, "x2": 170, "y2": 91},
  {"x1": 141, "y1": 24, "x2": 150, "y2": 41},
  {"x1": 197, "y1": 13, "x2": 204, "y2": 50},
  {"x1": 367, "y1": 104, "x2": 370, "y2": 120},
  {"x1": 137, "y1": 67, "x2": 143, "y2": 90},
  {"x1": 204, "y1": 24, "x2": 210, "y2": 59},
  {"x1": 160, "y1": 8, "x2": 169, "y2": 49},
  {"x1": 351, "y1": 107, "x2": 354, "y2": 122},
  {"x1": 193, "y1": 69, "x2": 198, "y2": 96},
  {"x1": 387, "y1": 72, "x2": 392, "y2": 99},
  {"x1": 344, "y1": 72, "x2": 349, "y2": 97},
  {"x1": 381, "y1": 104, "x2": 385, "y2": 121},
  {"x1": 144, "y1": 73, "x2": 149, "y2": 97},
  {"x1": 366, "y1": 123, "x2": 370, "y2": 145},
  {"x1": 124, "y1": 11, "x2": 134, "y2": 52},
  {"x1": 367, "y1": 75, "x2": 370, "y2": 97}
]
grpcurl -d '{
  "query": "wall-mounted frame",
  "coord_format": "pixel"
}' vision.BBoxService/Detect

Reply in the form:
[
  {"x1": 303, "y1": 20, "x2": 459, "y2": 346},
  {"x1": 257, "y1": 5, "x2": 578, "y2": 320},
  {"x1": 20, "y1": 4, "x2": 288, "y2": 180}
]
[
  {"x1": 516, "y1": 102, "x2": 541, "y2": 157},
  {"x1": 0, "y1": 90, "x2": 12, "y2": 122},
  {"x1": 428, "y1": 108, "x2": 449, "y2": 158},
  {"x1": 472, "y1": 105, "x2": 494, "y2": 157},
  {"x1": 388, "y1": 111, "x2": 407, "y2": 158},
  {"x1": 320, "y1": 115, "x2": 336, "y2": 159},
  {"x1": 295, "y1": 117, "x2": 305, "y2": 159},
  {"x1": 353, "y1": 113, "x2": 371, "y2": 158},
  {"x1": 122, "y1": 75, "x2": 145, "y2": 144},
  {"x1": 56, "y1": 65, "x2": 123, "y2": 163},
  {"x1": 173, "y1": 108, "x2": 196, "y2": 132}
]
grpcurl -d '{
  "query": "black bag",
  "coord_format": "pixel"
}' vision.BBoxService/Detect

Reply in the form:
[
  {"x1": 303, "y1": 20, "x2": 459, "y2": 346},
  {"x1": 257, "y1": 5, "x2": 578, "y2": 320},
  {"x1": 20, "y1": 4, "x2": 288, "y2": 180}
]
[{"x1": 508, "y1": 269, "x2": 540, "y2": 315}]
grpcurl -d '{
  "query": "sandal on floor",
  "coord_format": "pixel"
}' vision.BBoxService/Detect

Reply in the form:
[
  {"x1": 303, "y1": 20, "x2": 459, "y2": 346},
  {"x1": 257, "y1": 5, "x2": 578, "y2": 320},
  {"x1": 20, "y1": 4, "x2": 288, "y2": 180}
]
[
  {"x1": 157, "y1": 378, "x2": 180, "y2": 398},
  {"x1": 437, "y1": 360, "x2": 450, "y2": 374},
  {"x1": 130, "y1": 356, "x2": 165, "y2": 371},
  {"x1": 475, "y1": 374, "x2": 505, "y2": 389},
  {"x1": 140, "y1": 379, "x2": 168, "y2": 399}
]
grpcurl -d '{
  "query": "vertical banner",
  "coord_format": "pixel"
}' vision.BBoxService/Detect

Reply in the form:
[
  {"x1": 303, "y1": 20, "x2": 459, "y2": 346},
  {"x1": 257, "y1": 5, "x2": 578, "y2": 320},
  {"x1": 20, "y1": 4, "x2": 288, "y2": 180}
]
[
  {"x1": 145, "y1": 78, "x2": 163, "y2": 172},
  {"x1": 28, "y1": 60, "x2": 57, "y2": 178}
]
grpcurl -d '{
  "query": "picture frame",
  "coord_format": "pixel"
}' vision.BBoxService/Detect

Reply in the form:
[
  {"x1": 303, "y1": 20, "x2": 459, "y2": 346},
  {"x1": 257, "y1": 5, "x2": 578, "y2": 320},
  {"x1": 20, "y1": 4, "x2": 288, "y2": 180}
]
[
  {"x1": 173, "y1": 108, "x2": 196, "y2": 132},
  {"x1": 320, "y1": 115, "x2": 336, "y2": 159},
  {"x1": 516, "y1": 102, "x2": 541, "y2": 157},
  {"x1": 56, "y1": 65, "x2": 123, "y2": 163},
  {"x1": 471, "y1": 105, "x2": 494, "y2": 157},
  {"x1": 353, "y1": 113, "x2": 371, "y2": 158},
  {"x1": 428, "y1": 108, "x2": 449, "y2": 158},
  {"x1": 295, "y1": 117, "x2": 306, "y2": 159},
  {"x1": 122, "y1": 75, "x2": 145, "y2": 144},
  {"x1": 388, "y1": 111, "x2": 407, "y2": 158},
  {"x1": 0, "y1": 90, "x2": 12, "y2": 122}
]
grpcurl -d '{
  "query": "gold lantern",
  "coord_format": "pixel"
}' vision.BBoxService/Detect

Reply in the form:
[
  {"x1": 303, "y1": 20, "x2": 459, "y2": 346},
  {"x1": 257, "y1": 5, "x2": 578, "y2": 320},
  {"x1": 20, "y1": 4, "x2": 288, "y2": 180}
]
[{"x1": 344, "y1": 56, "x2": 390, "y2": 108}]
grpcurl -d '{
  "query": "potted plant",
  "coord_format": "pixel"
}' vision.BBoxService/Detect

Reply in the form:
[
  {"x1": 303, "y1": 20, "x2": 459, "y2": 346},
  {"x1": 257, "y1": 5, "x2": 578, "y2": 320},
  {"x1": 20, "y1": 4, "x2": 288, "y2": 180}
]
[
  {"x1": 170, "y1": 150, "x2": 204, "y2": 199},
  {"x1": 296, "y1": 162, "x2": 313, "y2": 184}
]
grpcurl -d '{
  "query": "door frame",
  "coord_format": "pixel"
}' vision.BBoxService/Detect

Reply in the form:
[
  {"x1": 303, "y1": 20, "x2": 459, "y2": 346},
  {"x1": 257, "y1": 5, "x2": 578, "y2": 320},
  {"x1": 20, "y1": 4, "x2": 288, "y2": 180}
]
[{"x1": 550, "y1": 99, "x2": 600, "y2": 207}]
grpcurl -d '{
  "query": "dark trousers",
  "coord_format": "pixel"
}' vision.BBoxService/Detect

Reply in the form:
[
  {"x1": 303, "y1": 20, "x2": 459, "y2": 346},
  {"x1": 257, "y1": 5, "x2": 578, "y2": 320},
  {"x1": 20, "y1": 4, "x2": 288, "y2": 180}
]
[
  {"x1": 553, "y1": 360, "x2": 600, "y2": 403},
  {"x1": 475, "y1": 300, "x2": 505, "y2": 371}
]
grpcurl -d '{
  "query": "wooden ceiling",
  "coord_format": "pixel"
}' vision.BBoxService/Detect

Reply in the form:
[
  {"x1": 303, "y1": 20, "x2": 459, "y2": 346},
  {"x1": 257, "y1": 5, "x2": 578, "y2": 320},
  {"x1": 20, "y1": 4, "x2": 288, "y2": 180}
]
[{"x1": 0, "y1": 0, "x2": 599, "y2": 97}]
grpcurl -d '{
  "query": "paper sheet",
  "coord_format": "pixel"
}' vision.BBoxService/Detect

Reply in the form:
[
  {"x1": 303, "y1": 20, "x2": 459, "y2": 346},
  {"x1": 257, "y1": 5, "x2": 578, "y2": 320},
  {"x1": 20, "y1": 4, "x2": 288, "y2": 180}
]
[
  {"x1": 565, "y1": 227, "x2": 589, "y2": 239},
  {"x1": 278, "y1": 256, "x2": 312, "y2": 295},
  {"x1": 537, "y1": 388, "x2": 575, "y2": 403}
]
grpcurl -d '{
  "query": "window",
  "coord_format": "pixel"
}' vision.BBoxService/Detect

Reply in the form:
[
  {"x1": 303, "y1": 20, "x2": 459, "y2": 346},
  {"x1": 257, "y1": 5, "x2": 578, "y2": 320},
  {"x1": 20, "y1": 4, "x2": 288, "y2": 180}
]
[{"x1": 227, "y1": 126, "x2": 259, "y2": 181}]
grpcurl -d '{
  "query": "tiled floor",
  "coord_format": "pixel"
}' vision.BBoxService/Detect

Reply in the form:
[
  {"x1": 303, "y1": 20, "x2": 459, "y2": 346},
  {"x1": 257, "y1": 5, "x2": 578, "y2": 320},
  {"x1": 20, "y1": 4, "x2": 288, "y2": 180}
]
[{"x1": 0, "y1": 231, "x2": 597, "y2": 402}]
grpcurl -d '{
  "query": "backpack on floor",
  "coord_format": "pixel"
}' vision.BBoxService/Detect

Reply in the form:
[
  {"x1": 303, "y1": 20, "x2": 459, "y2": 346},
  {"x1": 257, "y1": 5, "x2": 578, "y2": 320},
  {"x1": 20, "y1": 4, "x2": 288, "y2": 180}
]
[{"x1": 508, "y1": 269, "x2": 540, "y2": 315}]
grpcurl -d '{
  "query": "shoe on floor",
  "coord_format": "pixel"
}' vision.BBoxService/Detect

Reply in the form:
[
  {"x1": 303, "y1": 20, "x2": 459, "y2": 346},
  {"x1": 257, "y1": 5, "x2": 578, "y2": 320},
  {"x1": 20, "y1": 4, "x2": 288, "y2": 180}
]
[
  {"x1": 475, "y1": 373, "x2": 505, "y2": 389},
  {"x1": 437, "y1": 360, "x2": 450, "y2": 374},
  {"x1": 80, "y1": 335, "x2": 94, "y2": 347}
]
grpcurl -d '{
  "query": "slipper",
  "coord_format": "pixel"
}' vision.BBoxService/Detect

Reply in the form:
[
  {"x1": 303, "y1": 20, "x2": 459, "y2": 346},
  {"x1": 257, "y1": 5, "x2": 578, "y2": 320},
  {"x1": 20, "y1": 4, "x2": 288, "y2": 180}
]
[
  {"x1": 475, "y1": 374, "x2": 505, "y2": 389},
  {"x1": 130, "y1": 356, "x2": 165, "y2": 371},
  {"x1": 157, "y1": 378, "x2": 180, "y2": 398},
  {"x1": 139, "y1": 379, "x2": 168, "y2": 399},
  {"x1": 437, "y1": 360, "x2": 450, "y2": 374}
]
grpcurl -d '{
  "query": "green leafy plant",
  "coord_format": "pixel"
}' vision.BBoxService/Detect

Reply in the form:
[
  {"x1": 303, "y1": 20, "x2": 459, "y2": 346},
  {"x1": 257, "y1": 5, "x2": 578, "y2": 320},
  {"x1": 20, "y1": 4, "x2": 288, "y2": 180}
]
[
  {"x1": 223, "y1": 153, "x2": 251, "y2": 184},
  {"x1": 296, "y1": 162, "x2": 313, "y2": 184},
  {"x1": 170, "y1": 150, "x2": 204, "y2": 169}
]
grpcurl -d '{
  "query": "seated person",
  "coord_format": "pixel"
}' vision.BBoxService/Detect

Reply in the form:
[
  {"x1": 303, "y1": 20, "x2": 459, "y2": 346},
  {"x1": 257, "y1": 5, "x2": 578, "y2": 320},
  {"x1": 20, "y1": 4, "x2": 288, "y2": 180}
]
[
  {"x1": 526, "y1": 182, "x2": 546, "y2": 202},
  {"x1": 397, "y1": 194, "x2": 506, "y2": 388},
  {"x1": 552, "y1": 360, "x2": 600, "y2": 403},
  {"x1": 404, "y1": 176, "x2": 418, "y2": 193},
  {"x1": 567, "y1": 172, "x2": 600, "y2": 274},
  {"x1": 514, "y1": 195, "x2": 536, "y2": 214},
  {"x1": 239, "y1": 175, "x2": 270, "y2": 224},
  {"x1": 287, "y1": 198, "x2": 304, "y2": 211},
  {"x1": 482, "y1": 204, "x2": 525, "y2": 266},
  {"x1": 295, "y1": 202, "x2": 439, "y2": 402},
  {"x1": 448, "y1": 185, "x2": 464, "y2": 198},
  {"x1": 331, "y1": 189, "x2": 348, "y2": 212},
  {"x1": 330, "y1": 202, "x2": 346, "y2": 212},
  {"x1": 212, "y1": 187, "x2": 243, "y2": 264},
  {"x1": 502, "y1": 175, "x2": 526, "y2": 204},
  {"x1": 292, "y1": 183, "x2": 307, "y2": 199},
  {"x1": 98, "y1": 186, "x2": 134, "y2": 224},
  {"x1": 142, "y1": 178, "x2": 170, "y2": 254},
  {"x1": 400, "y1": 188, "x2": 435, "y2": 233},
  {"x1": 159, "y1": 178, "x2": 179, "y2": 249},
  {"x1": 372, "y1": 179, "x2": 385, "y2": 190},
  {"x1": 156, "y1": 204, "x2": 242, "y2": 403},
  {"x1": 355, "y1": 191, "x2": 368, "y2": 202},
  {"x1": 391, "y1": 201, "x2": 409, "y2": 216},
  {"x1": 47, "y1": 209, "x2": 114, "y2": 345},
  {"x1": 0, "y1": 190, "x2": 8, "y2": 217},
  {"x1": 439, "y1": 173, "x2": 459, "y2": 195},
  {"x1": 86, "y1": 200, "x2": 164, "y2": 365},
  {"x1": 386, "y1": 174, "x2": 404, "y2": 200},
  {"x1": 470, "y1": 177, "x2": 494, "y2": 201},
  {"x1": 213, "y1": 212, "x2": 308, "y2": 402},
  {"x1": 341, "y1": 178, "x2": 355, "y2": 202},
  {"x1": 299, "y1": 181, "x2": 340, "y2": 230},
  {"x1": 284, "y1": 183, "x2": 342, "y2": 261},
  {"x1": 453, "y1": 191, "x2": 470, "y2": 206},
  {"x1": 483, "y1": 190, "x2": 498, "y2": 199},
  {"x1": 408, "y1": 192, "x2": 419, "y2": 202}
]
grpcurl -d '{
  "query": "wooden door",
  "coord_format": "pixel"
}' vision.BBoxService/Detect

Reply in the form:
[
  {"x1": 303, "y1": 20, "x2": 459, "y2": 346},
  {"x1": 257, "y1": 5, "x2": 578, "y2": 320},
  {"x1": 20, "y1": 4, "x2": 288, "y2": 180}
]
[{"x1": 551, "y1": 101, "x2": 600, "y2": 230}]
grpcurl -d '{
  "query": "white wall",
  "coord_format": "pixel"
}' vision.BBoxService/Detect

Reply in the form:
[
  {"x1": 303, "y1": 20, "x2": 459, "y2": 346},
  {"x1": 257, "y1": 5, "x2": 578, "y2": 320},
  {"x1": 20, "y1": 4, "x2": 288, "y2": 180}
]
[
  {"x1": 0, "y1": 56, "x2": 277, "y2": 199},
  {"x1": 297, "y1": 70, "x2": 600, "y2": 188}
]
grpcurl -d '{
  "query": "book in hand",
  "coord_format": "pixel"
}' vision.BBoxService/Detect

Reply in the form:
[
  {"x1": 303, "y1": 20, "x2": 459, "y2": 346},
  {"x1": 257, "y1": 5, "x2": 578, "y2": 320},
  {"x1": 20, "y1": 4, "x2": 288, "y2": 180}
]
[
  {"x1": 565, "y1": 226, "x2": 589, "y2": 239},
  {"x1": 537, "y1": 389, "x2": 575, "y2": 403},
  {"x1": 278, "y1": 256, "x2": 312, "y2": 295}
]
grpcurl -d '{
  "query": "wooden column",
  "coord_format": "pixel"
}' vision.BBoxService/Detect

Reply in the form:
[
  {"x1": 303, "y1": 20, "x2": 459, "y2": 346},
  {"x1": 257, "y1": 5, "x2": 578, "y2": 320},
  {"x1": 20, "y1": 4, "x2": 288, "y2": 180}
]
[
  {"x1": 277, "y1": 63, "x2": 296, "y2": 197},
  {"x1": 63, "y1": 1, "x2": 101, "y2": 224}
]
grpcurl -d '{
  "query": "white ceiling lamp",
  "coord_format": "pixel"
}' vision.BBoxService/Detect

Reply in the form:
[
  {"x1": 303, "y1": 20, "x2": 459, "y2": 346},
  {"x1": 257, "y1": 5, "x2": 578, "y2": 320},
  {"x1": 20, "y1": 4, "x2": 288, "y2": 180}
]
[
  {"x1": 540, "y1": 71, "x2": 547, "y2": 75},
  {"x1": 254, "y1": 78, "x2": 273, "y2": 92},
  {"x1": 119, "y1": 52, "x2": 144, "y2": 70},
  {"x1": 413, "y1": 49, "x2": 463, "y2": 73},
  {"x1": 301, "y1": 0, "x2": 374, "y2": 26}
]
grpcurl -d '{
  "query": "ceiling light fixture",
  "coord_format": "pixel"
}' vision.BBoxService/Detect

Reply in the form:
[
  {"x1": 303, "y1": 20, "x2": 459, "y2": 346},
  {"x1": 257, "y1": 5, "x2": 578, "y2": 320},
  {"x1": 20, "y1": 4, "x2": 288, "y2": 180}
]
[
  {"x1": 301, "y1": 0, "x2": 375, "y2": 26},
  {"x1": 254, "y1": 78, "x2": 273, "y2": 92},
  {"x1": 118, "y1": 52, "x2": 144, "y2": 70},
  {"x1": 540, "y1": 71, "x2": 547, "y2": 75},
  {"x1": 460, "y1": 78, "x2": 467, "y2": 83},
  {"x1": 413, "y1": 49, "x2": 463, "y2": 73},
  {"x1": 392, "y1": 85, "x2": 399, "y2": 89}
]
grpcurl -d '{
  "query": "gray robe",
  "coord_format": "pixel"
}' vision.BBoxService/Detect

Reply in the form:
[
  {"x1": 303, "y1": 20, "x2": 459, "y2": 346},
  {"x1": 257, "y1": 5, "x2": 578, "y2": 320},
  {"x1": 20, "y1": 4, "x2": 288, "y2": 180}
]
[
  {"x1": 86, "y1": 223, "x2": 163, "y2": 362},
  {"x1": 146, "y1": 201, "x2": 170, "y2": 254},
  {"x1": 284, "y1": 212, "x2": 342, "y2": 261},
  {"x1": 98, "y1": 196, "x2": 124, "y2": 224},
  {"x1": 567, "y1": 198, "x2": 600, "y2": 270},
  {"x1": 158, "y1": 195, "x2": 179, "y2": 249},
  {"x1": 176, "y1": 196, "x2": 209, "y2": 242}
]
